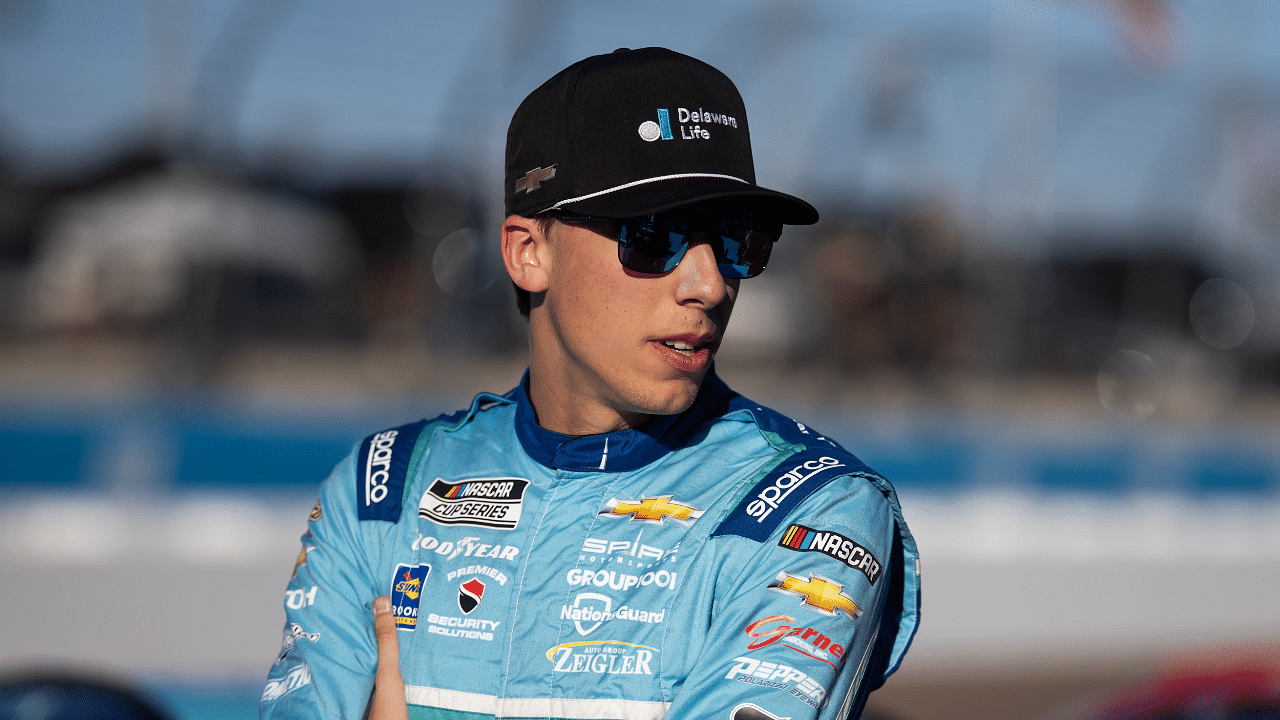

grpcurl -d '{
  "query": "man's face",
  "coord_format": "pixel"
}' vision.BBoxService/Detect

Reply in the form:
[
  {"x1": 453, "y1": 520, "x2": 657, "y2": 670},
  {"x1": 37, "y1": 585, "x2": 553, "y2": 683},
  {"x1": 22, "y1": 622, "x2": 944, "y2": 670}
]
[{"x1": 532, "y1": 218, "x2": 739, "y2": 428}]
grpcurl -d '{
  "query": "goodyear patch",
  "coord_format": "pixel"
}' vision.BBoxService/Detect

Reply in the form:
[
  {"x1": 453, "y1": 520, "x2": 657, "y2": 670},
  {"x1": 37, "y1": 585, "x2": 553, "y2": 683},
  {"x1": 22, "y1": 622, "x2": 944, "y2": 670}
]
[
  {"x1": 780, "y1": 524, "x2": 882, "y2": 585},
  {"x1": 357, "y1": 419, "x2": 428, "y2": 522},
  {"x1": 713, "y1": 449, "x2": 860, "y2": 542},
  {"x1": 309, "y1": 500, "x2": 322, "y2": 522},
  {"x1": 390, "y1": 563, "x2": 431, "y2": 630}
]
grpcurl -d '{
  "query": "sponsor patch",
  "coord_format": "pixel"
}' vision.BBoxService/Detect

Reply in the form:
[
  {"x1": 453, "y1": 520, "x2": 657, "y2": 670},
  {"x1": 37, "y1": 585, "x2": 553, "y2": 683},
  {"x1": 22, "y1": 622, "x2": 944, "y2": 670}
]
[
  {"x1": 291, "y1": 540, "x2": 315, "y2": 578},
  {"x1": 357, "y1": 419, "x2": 428, "y2": 522},
  {"x1": 419, "y1": 477, "x2": 529, "y2": 530},
  {"x1": 262, "y1": 663, "x2": 311, "y2": 701},
  {"x1": 565, "y1": 568, "x2": 678, "y2": 592},
  {"x1": 309, "y1": 500, "x2": 322, "y2": 521},
  {"x1": 446, "y1": 564, "x2": 508, "y2": 586},
  {"x1": 730, "y1": 703, "x2": 787, "y2": 720},
  {"x1": 580, "y1": 534, "x2": 679, "y2": 568},
  {"x1": 515, "y1": 165, "x2": 556, "y2": 193},
  {"x1": 560, "y1": 591, "x2": 667, "y2": 636},
  {"x1": 285, "y1": 586, "x2": 317, "y2": 610},
  {"x1": 390, "y1": 563, "x2": 431, "y2": 630},
  {"x1": 414, "y1": 534, "x2": 520, "y2": 562},
  {"x1": 724, "y1": 656, "x2": 827, "y2": 709},
  {"x1": 276, "y1": 623, "x2": 319, "y2": 664},
  {"x1": 425, "y1": 613, "x2": 500, "y2": 641},
  {"x1": 779, "y1": 524, "x2": 882, "y2": 586},
  {"x1": 714, "y1": 450, "x2": 858, "y2": 542},
  {"x1": 769, "y1": 572, "x2": 861, "y2": 620},
  {"x1": 546, "y1": 641, "x2": 657, "y2": 675},
  {"x1": 458, "y1": 578, "x2": 485, "y2": 614},
  {"x1": 744, "y1": 614, "x2": 845, "y2": 669},
  {"x1": 599, "y1": 495, "x2": 704, "y2": 525}
]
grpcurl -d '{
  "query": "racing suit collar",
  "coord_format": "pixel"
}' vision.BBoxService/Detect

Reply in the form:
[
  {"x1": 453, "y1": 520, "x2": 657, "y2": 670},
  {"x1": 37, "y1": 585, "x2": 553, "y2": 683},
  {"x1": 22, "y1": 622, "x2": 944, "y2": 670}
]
[{"x1": 507, "y1": 367, "x2": 735, "y2": 472}]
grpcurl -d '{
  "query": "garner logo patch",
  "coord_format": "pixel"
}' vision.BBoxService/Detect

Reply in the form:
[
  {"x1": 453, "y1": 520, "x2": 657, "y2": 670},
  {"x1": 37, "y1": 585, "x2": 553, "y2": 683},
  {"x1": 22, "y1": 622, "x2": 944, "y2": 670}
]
[
  {"x1": 779, "y1": 524, "x2": 882, "y2": 586},
  {"x1": 419, "y1": 477, "x2": 529, "y2": 529}
]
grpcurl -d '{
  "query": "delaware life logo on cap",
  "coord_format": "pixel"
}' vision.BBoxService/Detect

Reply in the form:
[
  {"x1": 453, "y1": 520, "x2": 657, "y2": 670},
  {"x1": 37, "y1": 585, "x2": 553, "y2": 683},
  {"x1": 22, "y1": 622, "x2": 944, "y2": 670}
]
[
  {"x1": 638, "y1": 107, "x2": 739, "y2": 142},
  {"x1": 390, "y1": 563, "x2": 431, "y2": 630}
]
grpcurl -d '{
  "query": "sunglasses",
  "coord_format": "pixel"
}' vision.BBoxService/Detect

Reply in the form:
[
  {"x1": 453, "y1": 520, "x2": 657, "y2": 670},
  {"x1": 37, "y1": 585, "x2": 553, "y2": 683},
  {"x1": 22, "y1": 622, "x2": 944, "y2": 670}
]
[{"x1": 548, "y1": 210, "x2": 783, "y2": 279}]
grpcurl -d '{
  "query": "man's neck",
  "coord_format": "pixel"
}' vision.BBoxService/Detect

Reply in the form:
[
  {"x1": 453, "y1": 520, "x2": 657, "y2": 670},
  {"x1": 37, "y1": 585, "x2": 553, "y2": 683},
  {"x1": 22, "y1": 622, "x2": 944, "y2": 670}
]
[{"x1": 524, "y1": 369, "x2": 650, "y2": 436}]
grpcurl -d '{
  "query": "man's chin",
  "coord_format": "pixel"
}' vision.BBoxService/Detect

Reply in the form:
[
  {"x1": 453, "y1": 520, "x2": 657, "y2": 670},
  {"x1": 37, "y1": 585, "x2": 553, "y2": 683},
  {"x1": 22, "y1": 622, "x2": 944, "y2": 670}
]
[{"x1": 637, "y1": 375, "x2": 704, "y2": 417}]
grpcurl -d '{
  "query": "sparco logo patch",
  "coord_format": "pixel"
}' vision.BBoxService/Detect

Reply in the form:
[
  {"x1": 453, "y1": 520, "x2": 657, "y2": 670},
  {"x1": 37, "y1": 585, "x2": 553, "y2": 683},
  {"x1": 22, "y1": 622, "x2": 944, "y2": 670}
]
[
  {"x1": 780, "y1": 524, "x2": 882, "y2": 585},
  {"x1": 418, "y1": 477, "x2": 529, "y2": 530},
  {"x1": 364, "y1": 429, "x2": 399, "y2": 507},
  {"x1": 357, "y1": 419, "x2": 427, "y2": 522},
  {"x1": 714, "y1": 448, "x2": 868, "y2": 542},
  {"x1": 747, "y1": 457, "x2": 844, "y2": 524}
]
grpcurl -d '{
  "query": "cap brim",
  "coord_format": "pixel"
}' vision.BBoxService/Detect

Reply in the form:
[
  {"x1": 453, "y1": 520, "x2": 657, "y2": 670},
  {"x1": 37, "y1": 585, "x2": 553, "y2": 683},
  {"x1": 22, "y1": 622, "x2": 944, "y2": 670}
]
[{"x1": 551, "y1": 176, "x2": 819, "y2": 225}]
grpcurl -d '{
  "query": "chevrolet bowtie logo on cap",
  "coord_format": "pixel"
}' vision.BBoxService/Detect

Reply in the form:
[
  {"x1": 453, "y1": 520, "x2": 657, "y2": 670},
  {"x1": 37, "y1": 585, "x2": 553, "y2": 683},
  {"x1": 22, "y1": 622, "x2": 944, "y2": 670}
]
[
  {"x1": 599, "y1": 495, "x2": 705, "y2": 525},
  {"x1": 769, "y1": 571, "x2": 861, "y2": 620},
  {"x1": 515, "y1": 165, "x2": 556, "y2": 194}
]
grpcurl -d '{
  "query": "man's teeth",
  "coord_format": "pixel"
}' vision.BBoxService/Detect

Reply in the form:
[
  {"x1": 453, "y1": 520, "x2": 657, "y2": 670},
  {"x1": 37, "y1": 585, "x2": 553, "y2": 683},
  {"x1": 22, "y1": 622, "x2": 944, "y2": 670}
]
[{"x1": 664, "y1": 340, "x2": 696, "y2": 353}]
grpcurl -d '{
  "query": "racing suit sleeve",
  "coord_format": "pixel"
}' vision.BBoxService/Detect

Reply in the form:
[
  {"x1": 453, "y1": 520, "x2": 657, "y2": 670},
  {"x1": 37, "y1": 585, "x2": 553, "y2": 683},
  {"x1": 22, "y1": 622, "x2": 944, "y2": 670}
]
[
  {"x1": 260, "y1": 448, "x2": 388, "y2": 719},
  {"x1": 662, "y1": 474, "x2": 905, "y2": 720}
]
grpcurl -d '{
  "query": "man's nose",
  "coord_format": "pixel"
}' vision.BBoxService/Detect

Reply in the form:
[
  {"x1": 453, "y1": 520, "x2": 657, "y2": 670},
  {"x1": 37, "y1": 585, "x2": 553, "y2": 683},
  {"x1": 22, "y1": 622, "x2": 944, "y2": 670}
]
[{"x1": 674, "y1": 233, "x2": 730, "y2": 306}]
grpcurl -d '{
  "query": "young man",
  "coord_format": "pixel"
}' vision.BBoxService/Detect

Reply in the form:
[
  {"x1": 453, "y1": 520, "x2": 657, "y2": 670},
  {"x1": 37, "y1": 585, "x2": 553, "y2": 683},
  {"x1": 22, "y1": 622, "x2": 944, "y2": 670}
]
[{"x1": 261, "y1": 47, "x2": 919, "y2": 720}]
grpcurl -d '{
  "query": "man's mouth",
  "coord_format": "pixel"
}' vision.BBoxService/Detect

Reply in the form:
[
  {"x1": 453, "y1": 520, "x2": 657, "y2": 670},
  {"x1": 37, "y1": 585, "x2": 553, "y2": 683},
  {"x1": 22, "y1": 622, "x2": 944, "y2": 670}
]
[{"x1": 661, "y1": 339, "x2": 701, "y2": 356}]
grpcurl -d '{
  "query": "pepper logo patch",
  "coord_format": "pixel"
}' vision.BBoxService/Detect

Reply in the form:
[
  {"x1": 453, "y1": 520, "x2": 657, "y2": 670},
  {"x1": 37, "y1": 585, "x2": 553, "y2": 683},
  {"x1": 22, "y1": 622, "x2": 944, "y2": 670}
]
[
  {"x1": 419, "y1": 477, "x2": 529, "y2": 530},
  {"x1": 768, "y1": 572, "x2": 861, "y2": 620},
  {"x1": 599, "y1": 495, "x2": 704, "y2": 525},
  {"x1": 779, "y1": 524, "x2": 882, "y2": 585}
]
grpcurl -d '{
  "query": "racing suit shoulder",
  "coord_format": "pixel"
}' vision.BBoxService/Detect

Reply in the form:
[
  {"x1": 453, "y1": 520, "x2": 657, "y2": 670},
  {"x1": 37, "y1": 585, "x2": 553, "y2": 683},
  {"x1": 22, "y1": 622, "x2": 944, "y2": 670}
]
[
  {"x1": 261, "y1": 392, "x2": 512, "y2": 719},
  {"x1": 707, "y1": 398, "x2": 921, "y2": 704},
  {"x1": 354, "y1": 392, "x2": 512, "y2": 524}
]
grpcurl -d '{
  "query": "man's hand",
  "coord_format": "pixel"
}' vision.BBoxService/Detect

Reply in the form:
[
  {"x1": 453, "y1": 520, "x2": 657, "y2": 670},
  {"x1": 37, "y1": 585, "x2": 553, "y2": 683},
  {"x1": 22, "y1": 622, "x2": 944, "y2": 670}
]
[{"x1": 368, "y1": 596, "x2": 409, "y2": 720}]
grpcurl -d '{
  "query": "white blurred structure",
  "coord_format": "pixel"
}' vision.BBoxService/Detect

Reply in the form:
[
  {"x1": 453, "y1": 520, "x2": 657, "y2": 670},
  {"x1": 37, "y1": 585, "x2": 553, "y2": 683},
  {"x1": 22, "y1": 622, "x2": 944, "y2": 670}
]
[{"x1": 24, "y1": 168, "x2": 356, "y2": 329}]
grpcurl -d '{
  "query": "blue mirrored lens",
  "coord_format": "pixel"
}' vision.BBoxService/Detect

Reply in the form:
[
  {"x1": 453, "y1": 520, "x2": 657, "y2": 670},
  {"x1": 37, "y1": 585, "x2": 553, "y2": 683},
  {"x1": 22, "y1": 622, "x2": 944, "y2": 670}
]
[{"x1": 615, "y1": 214, "x2": 779, "y2": 278}]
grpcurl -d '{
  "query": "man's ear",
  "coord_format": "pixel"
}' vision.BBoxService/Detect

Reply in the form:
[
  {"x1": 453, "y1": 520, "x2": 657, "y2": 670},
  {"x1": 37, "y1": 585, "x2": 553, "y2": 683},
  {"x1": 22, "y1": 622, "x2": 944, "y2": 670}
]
[{"x1": 502, "y1": 215, "x2": 550, "y2": 293}]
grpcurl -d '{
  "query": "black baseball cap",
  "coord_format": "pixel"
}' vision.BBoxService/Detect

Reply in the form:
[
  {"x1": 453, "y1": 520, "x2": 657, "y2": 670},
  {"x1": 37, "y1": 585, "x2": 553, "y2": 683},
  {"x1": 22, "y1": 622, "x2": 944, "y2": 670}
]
[{"x1": 504, "y1": 47, "x2": 818, "y2": 225}]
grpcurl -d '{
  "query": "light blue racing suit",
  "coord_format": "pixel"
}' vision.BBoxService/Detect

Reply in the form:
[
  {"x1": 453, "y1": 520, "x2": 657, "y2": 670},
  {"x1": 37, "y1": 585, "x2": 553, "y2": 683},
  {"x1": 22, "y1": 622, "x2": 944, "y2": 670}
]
[{"x1": 261, "y1": 370, "x2": 920, "y2": 720}]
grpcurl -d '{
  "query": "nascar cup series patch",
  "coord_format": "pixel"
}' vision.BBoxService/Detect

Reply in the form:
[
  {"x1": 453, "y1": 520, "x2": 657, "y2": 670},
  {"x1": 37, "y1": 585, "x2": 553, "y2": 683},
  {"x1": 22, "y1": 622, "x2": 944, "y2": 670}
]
[
  {"x1": 418, "y1": 477, "x2": 529, "y2": 530},
  {"x1": 390, "y1": 563, "x2": 431, "y2": 630}
]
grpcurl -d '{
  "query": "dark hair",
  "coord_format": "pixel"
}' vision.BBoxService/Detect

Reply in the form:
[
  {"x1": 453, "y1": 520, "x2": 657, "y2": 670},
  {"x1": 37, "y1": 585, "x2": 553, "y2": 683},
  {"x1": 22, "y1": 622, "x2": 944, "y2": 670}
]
[{"x1": 514, "y1": 216, "x2": 558, "y2": 318}]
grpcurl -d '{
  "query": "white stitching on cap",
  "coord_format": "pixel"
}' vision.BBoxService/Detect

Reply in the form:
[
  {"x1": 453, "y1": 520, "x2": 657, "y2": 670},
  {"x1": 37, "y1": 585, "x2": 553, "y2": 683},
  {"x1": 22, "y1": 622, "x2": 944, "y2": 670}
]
[{"x1": 548, "y1": 173, "x2": 751, "y2": 210}]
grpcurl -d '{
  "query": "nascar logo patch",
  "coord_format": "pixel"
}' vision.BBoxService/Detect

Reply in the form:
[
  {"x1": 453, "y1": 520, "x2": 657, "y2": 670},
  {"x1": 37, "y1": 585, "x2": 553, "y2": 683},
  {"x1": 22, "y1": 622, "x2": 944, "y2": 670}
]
[{"x1": 779, "y1": 523, "x2": 882, "y2": 585}]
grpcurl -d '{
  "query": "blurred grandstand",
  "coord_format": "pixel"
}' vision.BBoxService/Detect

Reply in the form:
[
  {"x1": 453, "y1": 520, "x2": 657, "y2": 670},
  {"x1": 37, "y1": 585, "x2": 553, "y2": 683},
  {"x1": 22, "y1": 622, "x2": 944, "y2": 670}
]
[{"x1": 1, "y1": 1, "x2": 1278, "y2": 719}]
